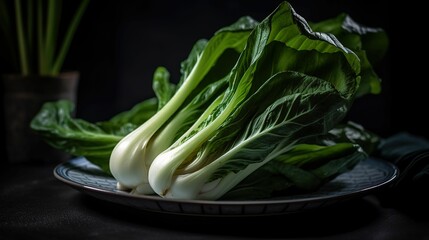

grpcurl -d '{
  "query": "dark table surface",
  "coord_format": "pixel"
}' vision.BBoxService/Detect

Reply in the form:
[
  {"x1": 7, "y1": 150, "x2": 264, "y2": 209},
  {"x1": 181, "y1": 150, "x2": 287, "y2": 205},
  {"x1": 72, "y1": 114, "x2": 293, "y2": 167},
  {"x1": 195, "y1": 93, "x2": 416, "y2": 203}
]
[{"x1": 1, "y1": 161, "x2": 429, "y2": 240}]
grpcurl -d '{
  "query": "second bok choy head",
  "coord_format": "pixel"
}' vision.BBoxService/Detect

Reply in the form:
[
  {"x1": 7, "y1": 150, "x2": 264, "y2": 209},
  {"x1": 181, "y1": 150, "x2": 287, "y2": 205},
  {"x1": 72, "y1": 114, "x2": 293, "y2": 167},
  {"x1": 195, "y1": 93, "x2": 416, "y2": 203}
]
[{"x1": 110, "y1": 1, "x2": 361, "y2": 199}]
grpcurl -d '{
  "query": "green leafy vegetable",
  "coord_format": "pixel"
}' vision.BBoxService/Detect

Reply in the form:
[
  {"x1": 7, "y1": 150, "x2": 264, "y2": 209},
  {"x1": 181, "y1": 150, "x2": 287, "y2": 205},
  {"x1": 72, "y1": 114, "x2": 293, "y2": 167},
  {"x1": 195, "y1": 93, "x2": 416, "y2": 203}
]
[
  {"x1": 109, "y1": 16, "x2": 258, "y2": 194},
  {"x1": 221, "y1": 121, "x2": 377, "y2": 200},
  {"x1": 222, "y1": 144, "x2": 365, "y2": 200},
  {"x1": 30, "y1": 98, "x2": 157, "y2": 173},
  {"x1": 310, "y1": 13, "x2": 389, "y2": 97},
  {"x1": 30, "y1": 1, "x2": 388, "y2": 201},
  {"x1": 147, "y1": 2, "x2": 361, "y2": 199}
]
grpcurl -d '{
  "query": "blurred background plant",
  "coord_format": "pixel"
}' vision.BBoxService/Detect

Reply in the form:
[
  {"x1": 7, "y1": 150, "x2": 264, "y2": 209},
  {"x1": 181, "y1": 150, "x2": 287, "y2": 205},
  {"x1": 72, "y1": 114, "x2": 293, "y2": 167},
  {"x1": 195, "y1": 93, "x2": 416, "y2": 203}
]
[
  {"x1": 0, "y1": 0, "x2": 89, "y2": 75},
  {"x1": 0, "y1": 0, "x2": 90, "y2": 164}
]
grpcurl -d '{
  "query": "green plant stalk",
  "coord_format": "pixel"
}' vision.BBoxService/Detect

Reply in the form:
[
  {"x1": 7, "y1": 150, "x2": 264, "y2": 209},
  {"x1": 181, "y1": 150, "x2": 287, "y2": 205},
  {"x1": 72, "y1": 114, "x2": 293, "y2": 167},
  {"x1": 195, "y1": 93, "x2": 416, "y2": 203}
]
[
  {"x1": 0, "y1": 0, "x2": 10, "y2": 30},
  {"x1": 26, "y1": 0, "x2": 34, "y2": 72},
  {"x1": 37, "y1": 0, "x2": 46, "y2": 73},
  {"x1": 14, "y1": 0, "x2": 29, "y2": 75},
  {"x1": 45, "y1": 0, "x2": 59, "y2": 74},
  {"x1": 52, "y1": 0, "x2": 89, "y2": 74}
]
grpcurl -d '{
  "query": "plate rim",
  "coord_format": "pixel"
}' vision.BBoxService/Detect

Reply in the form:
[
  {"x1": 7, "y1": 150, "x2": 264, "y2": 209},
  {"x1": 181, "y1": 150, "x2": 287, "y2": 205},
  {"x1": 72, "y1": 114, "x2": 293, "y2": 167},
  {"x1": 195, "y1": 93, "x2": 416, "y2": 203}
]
[{"x1": 53, "y1": 157, "x2": 399, "y2": 207}]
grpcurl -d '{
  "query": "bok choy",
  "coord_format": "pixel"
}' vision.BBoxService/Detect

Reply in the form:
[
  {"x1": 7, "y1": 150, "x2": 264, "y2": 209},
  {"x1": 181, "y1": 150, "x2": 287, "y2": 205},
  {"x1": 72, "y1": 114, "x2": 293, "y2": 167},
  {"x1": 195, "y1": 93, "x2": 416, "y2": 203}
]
[
  {"x1": 109, "y1": 16, "x2": 258, "y2": 194},
  {"x1": 115, "y1": 1, "x2": 361, "y2": 199},
  {"x1": 30, "y1": 1, "x2": 388, "y2": 200}
]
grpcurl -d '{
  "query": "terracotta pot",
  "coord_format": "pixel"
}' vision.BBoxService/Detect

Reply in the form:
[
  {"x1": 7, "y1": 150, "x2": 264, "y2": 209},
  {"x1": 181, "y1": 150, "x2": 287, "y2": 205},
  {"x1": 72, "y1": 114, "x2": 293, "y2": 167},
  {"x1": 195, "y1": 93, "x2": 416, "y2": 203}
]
[{"x1": 2, "y1": 72, "x2": 79, "y2": 164}]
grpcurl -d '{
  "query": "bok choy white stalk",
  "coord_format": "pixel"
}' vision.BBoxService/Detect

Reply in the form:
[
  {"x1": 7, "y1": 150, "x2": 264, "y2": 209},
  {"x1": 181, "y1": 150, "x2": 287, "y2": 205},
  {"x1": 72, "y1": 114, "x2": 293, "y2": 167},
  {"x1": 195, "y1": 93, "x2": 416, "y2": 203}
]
[{"x1": 109, "y1": 17, "x2": 258, "y2": 193}]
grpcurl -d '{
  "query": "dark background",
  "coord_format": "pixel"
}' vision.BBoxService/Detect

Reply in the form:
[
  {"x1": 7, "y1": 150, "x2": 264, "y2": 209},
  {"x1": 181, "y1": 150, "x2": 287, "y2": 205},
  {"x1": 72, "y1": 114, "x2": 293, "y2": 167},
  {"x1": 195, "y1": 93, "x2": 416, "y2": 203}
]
[{"x1": 2, "y1": 0, "x2": 419, "y2": 155}]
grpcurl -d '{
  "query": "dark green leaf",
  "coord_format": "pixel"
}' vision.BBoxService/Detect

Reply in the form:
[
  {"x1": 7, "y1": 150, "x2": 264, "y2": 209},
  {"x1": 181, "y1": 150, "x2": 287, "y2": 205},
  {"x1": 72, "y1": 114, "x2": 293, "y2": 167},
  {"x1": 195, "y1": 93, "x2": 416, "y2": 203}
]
[
  {"x1": 152, "y1": 66, "x2": 175, "y2": 110},
  {"x1": 222, "y1": 142, "x2": 366, "y2": 200},
  {"x1": 101, "y1": 97, "x2": 158, "y2": 129},
  {"x1": 207, "y1": 72, "x2": 348, "y2": 181},
  {"x1": 30, "y1": 98, "x2": 158, "y2": 173},
  {"x1": 327, "y1": 121, "x2": 380, "y2": 155},
  {"x1": 310, "y1": 14, "x2": 389, "y2": 97},
  {"x1": 30, "y1": 100, "x2": 121, "y2": 173}
]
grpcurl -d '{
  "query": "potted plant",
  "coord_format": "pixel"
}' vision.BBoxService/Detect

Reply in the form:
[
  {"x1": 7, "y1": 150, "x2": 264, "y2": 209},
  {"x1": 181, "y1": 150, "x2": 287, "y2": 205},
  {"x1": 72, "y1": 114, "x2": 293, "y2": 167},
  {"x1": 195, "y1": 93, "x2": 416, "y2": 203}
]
[{"x1": 0, "y1": 0, "x2": 90, "y2": 163}]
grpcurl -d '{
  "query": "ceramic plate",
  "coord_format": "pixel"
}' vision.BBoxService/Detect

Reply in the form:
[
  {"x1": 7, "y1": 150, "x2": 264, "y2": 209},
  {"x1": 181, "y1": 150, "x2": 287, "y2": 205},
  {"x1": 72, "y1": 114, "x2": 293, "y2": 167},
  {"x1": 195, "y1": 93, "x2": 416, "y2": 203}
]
[{"x1": 54, "y1": 157, "x2": 398, "y2": 216}]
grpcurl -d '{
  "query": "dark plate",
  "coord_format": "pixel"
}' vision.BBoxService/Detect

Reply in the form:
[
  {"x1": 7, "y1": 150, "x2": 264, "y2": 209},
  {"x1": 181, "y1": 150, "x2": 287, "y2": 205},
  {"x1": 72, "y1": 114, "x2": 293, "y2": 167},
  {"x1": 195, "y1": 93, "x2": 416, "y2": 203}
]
[{"x1": 54, "y1": 157, "x2": 398, "y2": 216}]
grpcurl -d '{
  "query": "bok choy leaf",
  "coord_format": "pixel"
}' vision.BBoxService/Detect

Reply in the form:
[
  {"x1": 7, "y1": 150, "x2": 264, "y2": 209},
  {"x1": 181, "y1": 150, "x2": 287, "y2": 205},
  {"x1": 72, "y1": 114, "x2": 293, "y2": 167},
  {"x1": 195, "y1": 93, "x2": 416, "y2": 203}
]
[
  {"x1": 310, "y1": 13, "x2": 389, "y2": 97},
  {"x1": 30, "y1": 98, "x2": 157, "y2": 173}
]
